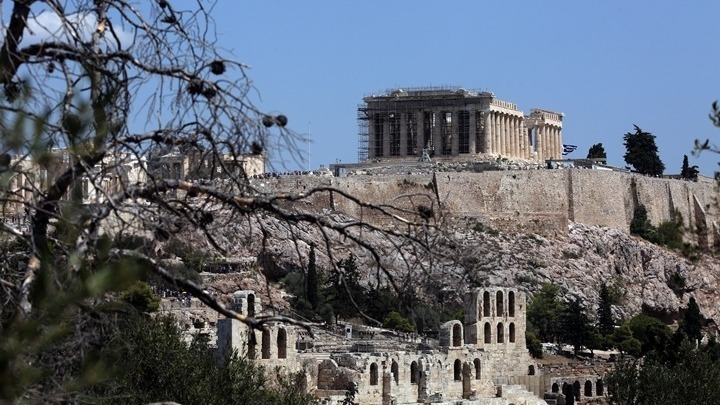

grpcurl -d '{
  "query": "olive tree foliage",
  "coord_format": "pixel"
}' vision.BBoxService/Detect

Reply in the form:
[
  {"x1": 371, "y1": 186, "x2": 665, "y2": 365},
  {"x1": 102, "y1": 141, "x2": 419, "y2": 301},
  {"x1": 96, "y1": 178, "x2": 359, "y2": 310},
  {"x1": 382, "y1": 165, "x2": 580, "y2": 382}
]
[{"x1": 0, "y1": 1, "x2": 438, "y2": 401}]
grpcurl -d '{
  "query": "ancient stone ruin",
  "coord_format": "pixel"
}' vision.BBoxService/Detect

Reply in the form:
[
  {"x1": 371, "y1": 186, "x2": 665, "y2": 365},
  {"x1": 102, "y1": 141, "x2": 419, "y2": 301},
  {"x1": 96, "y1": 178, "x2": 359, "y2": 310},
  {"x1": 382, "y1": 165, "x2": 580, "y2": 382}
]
[
  {"x1": 358, "y1": 87, "x2": 563, "y2": 163},
  {"x1": 217, "y1": 288, "x2": 606, "y2": 404}
]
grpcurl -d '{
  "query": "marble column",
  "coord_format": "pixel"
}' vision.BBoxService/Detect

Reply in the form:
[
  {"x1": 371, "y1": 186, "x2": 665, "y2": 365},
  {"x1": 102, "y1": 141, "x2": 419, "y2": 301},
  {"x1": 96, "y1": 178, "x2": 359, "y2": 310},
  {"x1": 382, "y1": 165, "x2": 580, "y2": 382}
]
[
  {"x1": 499, "y1": 114, "x2": 506, "y2": 156},
  {"x1": 553, "y1": 127, "x2": 562, "y2": 159},
  {"x1": 368, "y1": 116, "x2": 376, "y2": 159},
  {"x1": 416, "y1": 111, "x2": 424, "y2": 155},
  {"x1": 483, "y1": 111, "x2": 491, "y2": 154},
  {"x1": 557, "y1": 127, "x2": 562, "y2": 159},
  {"x1": 399, "y1": 113, "x2": 408, "y2": 157},
  {"x1": 493, "y1": 111, "x2": 500, "y2": 155},
  {"x1": 434, "y1": 111, "x2": 443, "y2": 156},
  {"x1": 511, "y1": 117, "x2": 518, "y2": 158},
  {"x1": 505, "y1": 115, "x2": 512, "y2": 156},
  {"x1": 469, "y1": 109, "x2": 477, "y2": 154},
  {"x1": 536, "y1": 127, "x2": 543, "y2": 162},
  {"x1": 558, "y1": 127, "x2": 563, "y2": 158},
  {"x1": 383, "y1": 118, "x2": 391, "y2": 157},
  {"x1": 451, "y1": 110, "x2": 459, "y2": 155},
  {"x1": 505, "y1": 116, "x2": 512, "y2": 157},
  {"x1": 519, "y1": 118, "x2": 525, "y2": 157},
  {"x1": 490, "y1": 112, "x2": 497, "y2": 154},
  {"x1": 529, "y1": 127, "x2": 535, "y2": 159},
  {"x1": 548, "y1": 126, "x2": 555, "y2": 160}
]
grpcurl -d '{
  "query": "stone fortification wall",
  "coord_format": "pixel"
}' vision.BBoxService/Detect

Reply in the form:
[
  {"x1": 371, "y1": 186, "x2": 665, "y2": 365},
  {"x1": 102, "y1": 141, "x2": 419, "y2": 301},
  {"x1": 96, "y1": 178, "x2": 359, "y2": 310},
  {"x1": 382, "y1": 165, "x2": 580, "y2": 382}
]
[
  {"x1": 256, "y1": 170, "x2": 720, "y2": 246},
  {"x1": 568, "y1": 170, "x2": 634, "y2": 231}
]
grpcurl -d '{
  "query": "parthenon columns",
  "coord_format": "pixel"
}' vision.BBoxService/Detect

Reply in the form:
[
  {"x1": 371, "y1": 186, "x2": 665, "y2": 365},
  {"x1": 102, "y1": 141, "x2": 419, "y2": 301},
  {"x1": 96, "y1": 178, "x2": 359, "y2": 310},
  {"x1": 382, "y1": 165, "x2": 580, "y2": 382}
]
[
  {"x1": 530, "y1": 125, "x2": 564, "y2": 160},
  {"x1": 399, "y1": 113, "x2": 408, "y2": 156},
  {"x1": 508, "y1": 116, "x2": 517, "y2": 156},
  {"x1": 382, "y1": 119, "x2": 390, "y2": 158},
  {"x1": 483, "y1": 112, "x2": 491, "y2": 153},
  {"x1": 468, "y1": 111, "x2": 477, "y2": 154},
  {"x1": 415, "y1": 111, "x2": 424, "y2": 153},
  {"x1": 451, "y1": 109, "x2": 459, "y2": 155},
  {"x1": 492, "y1": 113, "x2": 500, "y2": 155}
]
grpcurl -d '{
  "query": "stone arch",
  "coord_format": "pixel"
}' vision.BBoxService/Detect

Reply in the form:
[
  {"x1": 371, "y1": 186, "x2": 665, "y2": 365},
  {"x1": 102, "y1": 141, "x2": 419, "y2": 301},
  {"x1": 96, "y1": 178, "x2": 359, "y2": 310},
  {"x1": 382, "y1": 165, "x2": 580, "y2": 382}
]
[
  {"x1": 497, "y1": 322, "x2": 504, "y2": 343},
  {"x1": 496, "y1": 291, "x2": 504, "y2": 316},
  {"x1": 474, "y1": 358, "x2": 481, "y2": 380},
  {"x1": 317, "y1": 359, "x2": 342, "y2": 390},
  {"x1": 528, "y1": 365, "x2": 535, "y2": 375},
  {"x1": 573, "y1": 381, "x2": 581, "y2": 401},
  {"x1": 453, "y1": 359, "x2": 462, "y2": 381},
  {"x1": 483, "y1": 291, "x2": 490, "y2": 317},
  {"x1": 370, "y1": 362, "x2": 379, "y2": 385},
  {"x1": 596, "y1": 379, "x2": 604, "y2": 396},
  {"x1": 261, "y1": 329, "x2": 271, "y2": 359},
  {"x1": 452, "y1": 323, "x2": 462, "y2": 347},
  {"x1": 584, "y1": 380, "x2": 593, "y2": 397},
  {"x1": 391, "y1": 360, "x2": 399, "y2": 384},
  {"x1": 509, "y1": 323, "x2": 516, "y2": 343},
  {"x1": 410, "y1": 361, "x2": 418, "y2": 384},
  {"x1": 552, "y1": 383, "x2": 559, "y2": 393},
  {"x1": 562, "y1": 383, "x2": 573, "y2": 405},
  {"x1": 484, "y1": 322, "x2": 491, "y2": 343},
  {"x1": 509, "y1": 291, "x2": 515, "y2": 317},
  {"x1": 277, "y1": 328, "x2": 287, "y2": 359},
  {"x1": 247, "y1": 293, "x2": 255, "y2": 317},
  {"x1": 247, "y1": 331, "x2": 256, "y2": 359}
]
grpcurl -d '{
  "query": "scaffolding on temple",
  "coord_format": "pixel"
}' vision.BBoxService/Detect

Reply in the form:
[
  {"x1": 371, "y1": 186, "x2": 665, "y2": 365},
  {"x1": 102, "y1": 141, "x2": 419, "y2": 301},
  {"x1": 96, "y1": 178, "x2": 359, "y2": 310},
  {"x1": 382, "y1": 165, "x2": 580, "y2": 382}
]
[
  {"x1": 357, "y1": 104, "x2": 369, "y2": 162},
  {"x1": 356, "y1": 87, "x2": 495, "y2": 162}
]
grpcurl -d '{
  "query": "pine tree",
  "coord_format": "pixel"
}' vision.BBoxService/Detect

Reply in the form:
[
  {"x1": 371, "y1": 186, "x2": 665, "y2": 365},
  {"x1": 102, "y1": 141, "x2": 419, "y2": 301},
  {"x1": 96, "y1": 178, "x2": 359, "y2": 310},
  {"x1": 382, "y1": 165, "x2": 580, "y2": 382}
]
[
  {"x1": 526, "y1": 284, "x2": 564, "y2": 343},
  {"x1": 623, "y1": 125, "x2": 665, "y2": 175},
  {"x1": 597, "y1": 283, "x2": 614, "y2": 337},
  {"x1": 559, "y1": 298, "x2": 592, "y2": 356},
  {"x1": 587, "y1": 143, "x2": 607, "y2": 160}
]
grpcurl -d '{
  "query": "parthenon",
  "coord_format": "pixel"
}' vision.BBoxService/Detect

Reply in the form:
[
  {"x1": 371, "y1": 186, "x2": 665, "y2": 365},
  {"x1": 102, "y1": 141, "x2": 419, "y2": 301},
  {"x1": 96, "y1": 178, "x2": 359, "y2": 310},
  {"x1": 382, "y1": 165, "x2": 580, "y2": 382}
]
[{"x1": 358, "y1": 87, "x2": 564, "y2": 162}]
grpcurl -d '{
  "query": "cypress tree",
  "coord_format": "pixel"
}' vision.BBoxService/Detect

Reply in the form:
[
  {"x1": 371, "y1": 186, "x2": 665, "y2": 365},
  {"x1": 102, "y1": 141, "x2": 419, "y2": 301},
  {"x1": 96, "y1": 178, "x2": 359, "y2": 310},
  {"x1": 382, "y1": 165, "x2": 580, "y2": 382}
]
[
  {"x1": 306, "y1": 243, "x2": 319, "y2": 310},
  {"x1": 623, "y1": 125, "x2": 665, "y2": 176},
  {"x1": 681, "y1": 296, "x2": 703, "y2": 344},
  {"x1": 597, "y1": 283, "x2": 614, "y2": 337}
]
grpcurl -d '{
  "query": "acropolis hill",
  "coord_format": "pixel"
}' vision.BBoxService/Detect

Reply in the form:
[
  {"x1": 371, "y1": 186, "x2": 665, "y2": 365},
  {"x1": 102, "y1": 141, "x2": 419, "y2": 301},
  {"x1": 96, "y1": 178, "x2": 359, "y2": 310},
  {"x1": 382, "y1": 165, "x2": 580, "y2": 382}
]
[{"x1": 305, "y1": 87, "x2": 720, "y2": 248}]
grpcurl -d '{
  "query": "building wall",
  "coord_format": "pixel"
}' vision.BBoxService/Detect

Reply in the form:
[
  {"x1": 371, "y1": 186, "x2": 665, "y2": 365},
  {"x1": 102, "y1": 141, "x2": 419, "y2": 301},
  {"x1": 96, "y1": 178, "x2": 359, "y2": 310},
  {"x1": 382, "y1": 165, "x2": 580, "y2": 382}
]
[
  {"x1": 217, "y1": 288, "x2": 546, "y2": 405},
  {"x1": 253, "y1": 170, "x2": 720, "y2": 248}
]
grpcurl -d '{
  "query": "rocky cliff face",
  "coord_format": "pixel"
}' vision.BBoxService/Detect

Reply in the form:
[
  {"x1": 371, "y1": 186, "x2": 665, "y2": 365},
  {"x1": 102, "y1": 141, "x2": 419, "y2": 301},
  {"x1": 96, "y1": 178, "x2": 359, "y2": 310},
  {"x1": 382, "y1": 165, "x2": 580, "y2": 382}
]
[
  {"x1": 458, "y1": 222, "x2": 720, "y2": 326},
  {"x1": 165, "y1": 171, "x2": 720, "y2": 333},
  {"x1": 177, "y1": 205, "x2": 720, "y2": 333}
]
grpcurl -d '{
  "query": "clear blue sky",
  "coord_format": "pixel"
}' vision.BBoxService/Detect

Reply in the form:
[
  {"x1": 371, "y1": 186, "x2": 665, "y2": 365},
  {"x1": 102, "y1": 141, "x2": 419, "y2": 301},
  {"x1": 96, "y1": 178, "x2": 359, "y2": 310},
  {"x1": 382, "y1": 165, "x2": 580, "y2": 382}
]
[{"x1": 213, "y1": 1, "x2": 719, "y2": 174}]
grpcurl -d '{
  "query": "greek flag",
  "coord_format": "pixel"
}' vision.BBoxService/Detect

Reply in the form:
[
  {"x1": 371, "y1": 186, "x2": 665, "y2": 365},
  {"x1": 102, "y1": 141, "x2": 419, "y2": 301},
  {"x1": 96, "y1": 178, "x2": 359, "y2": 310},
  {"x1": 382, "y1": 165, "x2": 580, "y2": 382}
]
[{"x1": 562, "y1": 144, "x2": 577, "y2": 155}]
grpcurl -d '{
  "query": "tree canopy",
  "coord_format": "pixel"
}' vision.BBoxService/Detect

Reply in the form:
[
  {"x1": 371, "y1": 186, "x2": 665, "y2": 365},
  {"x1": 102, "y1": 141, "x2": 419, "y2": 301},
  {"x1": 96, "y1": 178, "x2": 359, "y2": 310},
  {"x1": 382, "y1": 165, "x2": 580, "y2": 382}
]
[
  {"x1": 526, "y1": 283, "x2": 564, "y2": 343},
  {"x1": 587, "y1": 143, "x2": 607, "y2": 160},
  {"x1": 680, "y1": 296, "x2": 704, "y2": 344},
  {"x1": 0, "y1": 1, "x2": 439, "y2": 401},
  {"x1": 680, "y1": 154, "x2": 699, "y2": 181},
  {"x1": 623, "y1": 125, "x2": 665, "y2": 175},
  {"x1": 559, "y1": 298, "x2": 592, "y2": 356},
  {"x1": 597, "y1": 282, "x2": 614, "y2": 337}
]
